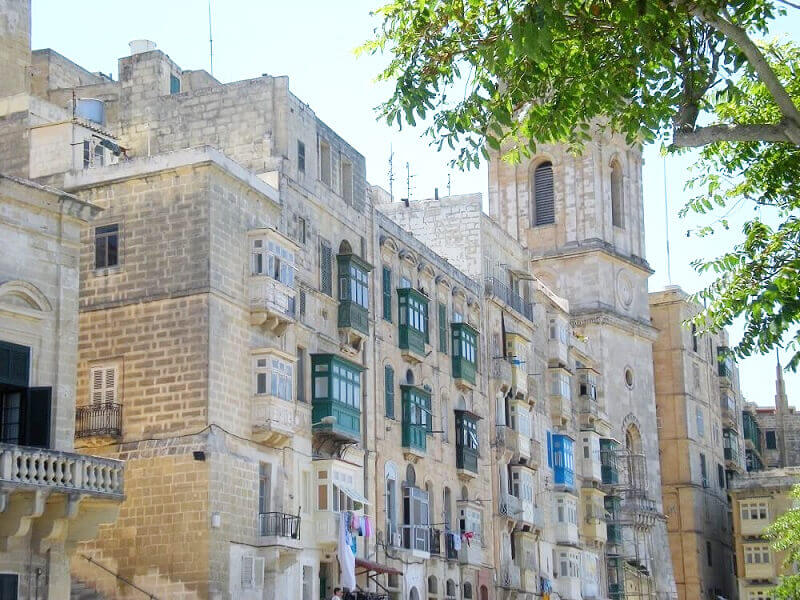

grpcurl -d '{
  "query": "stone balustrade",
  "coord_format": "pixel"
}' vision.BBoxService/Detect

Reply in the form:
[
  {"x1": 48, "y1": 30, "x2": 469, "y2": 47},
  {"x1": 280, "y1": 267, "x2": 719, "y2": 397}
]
[{"x1": 0, "y1": 443, "x2": 124, "y2": 497}]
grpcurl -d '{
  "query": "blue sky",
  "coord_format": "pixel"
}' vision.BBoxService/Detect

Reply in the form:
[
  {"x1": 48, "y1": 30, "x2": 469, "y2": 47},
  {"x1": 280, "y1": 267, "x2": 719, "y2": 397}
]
[{"x1": 31, "y1": 0, "x2": 800, "y2": 407}]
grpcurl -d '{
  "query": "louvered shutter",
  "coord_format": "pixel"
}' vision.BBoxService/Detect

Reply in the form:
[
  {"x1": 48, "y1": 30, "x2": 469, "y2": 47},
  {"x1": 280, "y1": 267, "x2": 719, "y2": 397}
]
[
  {"x1": 252, "y1": 557, "x2": 265, "y2": 588},
  {"x1": 0, "y1": 340, "x2": 30, "y2": 388},
  {"x1": 105, "y1": 367, "x2": 116, "y2": 403},
  {"x1": 438, "y1": 303, "x2": 447, "y2": 354},
  {"x1": 423, "y1": 301, "x2": 429, "y2": 344},
  {"x1": 534, "y1": 162, "x2": 555, "y2": 225},
  {"x1": 91, "y1": 366, "x2": 117, "y2": 405},
  {"x1": 385, "y1": 366, "x2": 394, "y2": 418},
  {"x1": 91, "y1": 367, "x2": 104, "y2": 404},
  {"x1": 241, "y1": 556, "x2": 254, "y2": 588},
  {"x1": 320, "y1": 240, "x2": 332, "y2": 296},
  {"x1": 382, "y1": 267, "x2": 392, "y2": 321},
  {"x1": 22, "y1": 387, "x2": 51, "y2": 448}
]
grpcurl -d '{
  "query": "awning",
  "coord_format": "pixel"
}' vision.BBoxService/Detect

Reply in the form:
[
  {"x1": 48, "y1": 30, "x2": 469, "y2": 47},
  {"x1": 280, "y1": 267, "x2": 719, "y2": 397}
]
[
  {"x1": 355, "y1": 558, "x2": 401, "y2": 576},
  {"x1": 340, "y1": 485, "x2": 370, "y2": 506}
]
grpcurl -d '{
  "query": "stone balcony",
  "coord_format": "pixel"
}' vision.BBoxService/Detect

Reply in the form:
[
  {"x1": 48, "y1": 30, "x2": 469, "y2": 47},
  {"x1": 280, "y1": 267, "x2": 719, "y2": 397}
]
[
  {"x1": 499, "y1": 492, "x2": 522, "y2": 522},
  {"x1": 458, "y1": 539, "x2": 483, "y2": 566},
  {"x1": 744, "y1": 560, "x2": 775, "y2": 580},
  {"x1": 252, "y1": 394, "x2": 305, "y2": 447},
  {"x1": 550, "y1": 395, "x2": 571, "y2": 425},
  {"x1": 499, "y1": 563, "x2": 521, "y2": 590},
  {"x1": 490, "y1": 358, "x2": 513, "y2": 395},
  {"x1": 0, "y1": 443, "x2": 124, "y2": 550},
  {"x1": 312, "y1": 510, "x2": 341, "y2": 550},
  {"x1": 497, "y1": 425, "x2": 530, "y2": 464},
  {"x1": 249, "y1": 275, "x2": 295, "y2": 336},
  {"x1": 517, "y1": 502, "x2": 544, "y2": 533}
]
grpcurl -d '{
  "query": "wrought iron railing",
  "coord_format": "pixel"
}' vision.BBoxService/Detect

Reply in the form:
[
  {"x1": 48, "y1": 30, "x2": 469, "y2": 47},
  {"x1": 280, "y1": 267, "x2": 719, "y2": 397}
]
[
  {"x1": 259, "y1": 512, "x2": 301, "y2": 539},
  {"x1": 484, "y1": 277, "x2": 534, "y2": 321},
  {"x1": 75, "y1": 402, "x2": 122, "y2": 439}
]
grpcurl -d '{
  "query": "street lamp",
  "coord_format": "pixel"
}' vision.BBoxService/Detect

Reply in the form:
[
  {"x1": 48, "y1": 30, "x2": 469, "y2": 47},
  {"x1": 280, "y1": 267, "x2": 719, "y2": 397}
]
[{"x1": 312, "y1": 415, "x2": 336, "y2": 427}]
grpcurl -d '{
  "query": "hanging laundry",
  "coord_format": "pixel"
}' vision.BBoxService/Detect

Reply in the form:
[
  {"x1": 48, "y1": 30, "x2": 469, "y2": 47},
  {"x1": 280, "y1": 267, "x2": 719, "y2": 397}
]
[
  {"x1": 452, "y1": 531, "x2": 462, "y2": 551},
  {"x1": 337, "y1": 512, "x2": 356, "y2": 589},
  {"x1": 462, "y1": 531, "x2": 474, "y2": 546},
  {"x1": 363, "y1": 515, "x2": 372, "y2": 538}
]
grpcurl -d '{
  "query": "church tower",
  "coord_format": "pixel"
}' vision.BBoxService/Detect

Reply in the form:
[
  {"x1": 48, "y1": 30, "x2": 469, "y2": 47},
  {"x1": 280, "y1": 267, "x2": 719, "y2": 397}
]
[{"x1": 489, "y1": 134, "x2": 677, "y2": 598}]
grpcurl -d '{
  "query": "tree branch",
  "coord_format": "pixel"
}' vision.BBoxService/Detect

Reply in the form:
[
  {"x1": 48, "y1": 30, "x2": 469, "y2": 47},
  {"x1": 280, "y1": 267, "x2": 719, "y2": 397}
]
[
  {"x1": 691, "y1": 6, "x2": 800, "y2": 144},
  {"x1": 673, "y1": 122, "x2": 792, "y2": 147}
]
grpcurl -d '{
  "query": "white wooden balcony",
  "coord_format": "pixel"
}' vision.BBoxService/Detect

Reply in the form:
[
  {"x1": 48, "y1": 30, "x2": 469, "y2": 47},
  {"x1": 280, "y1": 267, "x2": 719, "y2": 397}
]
[
  {"x1": 249, "y1": 276, "x2": 295, "y2": 335},
  {"x1": 252, "y1": 394, "x2": 297, "y2": 447},
  {"x1": 0, "y1": 443, "x2": 124, "y2": 550},
  {"x1": 556, "y1": 575, "x2": 581, "y2": 600},
  {"x1": 458, "y1": 539, "x2": 483, "y2": 566},
  {"x1": 499, "y1": 564, "x2": 521, "y2": 590}
]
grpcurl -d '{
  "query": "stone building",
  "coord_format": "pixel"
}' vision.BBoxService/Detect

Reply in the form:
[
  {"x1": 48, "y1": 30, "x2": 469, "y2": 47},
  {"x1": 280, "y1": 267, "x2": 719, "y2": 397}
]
[
  {"x1": 0, "y1": 172, "x2": 124, "y2": 600},
  {"x1": 0, "y1": 1, "x2": 686, "y2": 598},
  {"x1": 649, "y1": 287, "x2": 745, "y2": 600},
  {"x1": 743, "y1": 361, "x2": 800, "y2": 471},
  {"x1": 729, "y1": 467, "x2": 800, "y2": 600}
]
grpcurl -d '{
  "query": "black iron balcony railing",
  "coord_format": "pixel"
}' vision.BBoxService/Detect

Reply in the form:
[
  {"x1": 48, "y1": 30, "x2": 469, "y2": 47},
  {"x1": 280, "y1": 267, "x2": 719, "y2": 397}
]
[
  {"x1": 484, "y1": 277, "x2": 534, "y2": 321},
  {"x1": 259, "y1": 512, "x2": 301, "y2": 539},
  {"x1": 75, "y1": 402, "x2": 122, "y2": 438}
]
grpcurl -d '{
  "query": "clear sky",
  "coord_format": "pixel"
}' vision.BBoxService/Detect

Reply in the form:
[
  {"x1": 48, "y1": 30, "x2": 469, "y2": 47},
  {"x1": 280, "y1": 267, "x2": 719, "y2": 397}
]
[{"x1": 31, "y1": 0, "x2": 800, "y2": 407}]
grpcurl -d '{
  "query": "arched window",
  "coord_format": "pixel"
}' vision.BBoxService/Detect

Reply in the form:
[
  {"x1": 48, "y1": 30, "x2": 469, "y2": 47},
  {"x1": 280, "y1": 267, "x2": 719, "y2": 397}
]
[
  {"x1": 611, "y1": 160, "x2": 624, "y2": 228},
  {"x1": 446, "y1": 580, "x2": 456, "y2": 599},
  {"x1": 406, "y1": 369, "x2": 415, "y2": 385},
  {"x1": 406, "y1": 464, "x2": 416, "y2": 486},
  {"x1": 463, "y1": 582, "x2": 473, "y2": 599},
  {"x1": 385, "y1": 365, "x2": 395, "y2": 418},
  {"x1": 532, "y1": 161, "x2": 555, "y2": 226},
  {"x1": 410, "y1": 587, "x2": 420, "y2": 600},
  {"x1": 480, "y1": 586, "x2": 488, "y2": 600},
  {"x1": 428, "y1": 576, "x2": 438, "y2": 594}
]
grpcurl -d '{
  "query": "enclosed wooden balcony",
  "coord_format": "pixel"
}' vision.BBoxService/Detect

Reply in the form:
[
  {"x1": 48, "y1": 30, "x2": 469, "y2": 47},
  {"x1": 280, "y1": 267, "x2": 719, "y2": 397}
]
[
  {"x1": 249, "y1": 276, "x2": 295, "y2": 335},
  {"x1": 252, "y1": 394, "x2": 298, "y2": 447}
]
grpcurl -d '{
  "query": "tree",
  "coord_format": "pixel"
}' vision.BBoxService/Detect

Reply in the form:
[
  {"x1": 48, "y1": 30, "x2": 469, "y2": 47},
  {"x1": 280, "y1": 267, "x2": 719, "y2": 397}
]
[
  {"x1": 765, "y1": 484, "x2": 800, "y2": 599},
  {"x1": 362, "y1": 0, "x2": 800, "y2": 366}
]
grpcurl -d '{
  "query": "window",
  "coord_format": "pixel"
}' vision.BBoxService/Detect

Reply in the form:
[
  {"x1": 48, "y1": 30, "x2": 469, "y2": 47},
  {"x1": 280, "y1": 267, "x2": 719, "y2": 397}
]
[
  {"x1": 706, "y1": 541, "x2": 713, "y2": 567},
  {"x1": 341, "y1": 159, "x2": 353, "y2": 203},
  {"x1": 83, "y1": 140, "x2": 90, "y2": 168},
  {"x1": 438, "y1": 303, "x2": 448, "y2": 353},
  {"x1": 446, "y1": 580, "x2": 456, "y2": 599},
  {"x1": 339, "y1": 256, "x2": 369, "y2": 309},
  {"x1": 696, "y1": 407, "x2": 705, "y2": 438},
  {"x1": 556, "y1": 496, "x2": 577, "y2": 525},
  {"x1": 302, "y1": 566, "x2": 313, "y2": 600},
  {"x1": 552, "y1": 434, "x2": 574, "y2": 487},
  {"x1": 744, "y1": 544, "x2": 771, "y2": 564},
  {"x1": 399, "y1": 290, "x2": 428, "y2": 334},
  {"x1": 718, "y1": 464, "x2": 725, "y2": 488},
  {"x1": 700, "y1": 453, "x2": 708, "y2": 487},
  {"x1": 402, "y1": 386, "x2": 432, "y2": 451},
  {"x1": 765, "y1": 430, "x2": 777, "y2": 449},
  {"x1": 0, "y1": 575, "x2": 18, "y2": 600},
  {"x1": 241, "y1": 556, "x2": 265, "y2": 589},
  {"x1": 296, "y1": 348, "x2": 306, "y2": 403},
  {"x1": 610, "y1": 160, "x2": 624, "y2": 228},
  {"x1": 462, "y1": 582, "x2": 473, "y2": 599},
  {"x1": 319, "y1": 139, "x2": 332, "y2": 185},
  {"x1": 382, "y1": 267, "x2": 392, "y2": 321},
  {"x1": 252, "y1": 239, "x2": 296, "y2": 287},
  {"x1": 297, "y1": 217, "x2": 306, "y2": 244},
  {"x1": 0, "y1": 340, "x2": 51, "y2": 449},
  {"x1": 259, "y1": 463, "x2": 272, "y2": 513},
  {"x1": 533, "y1": 161, "x2": 555, "y2": 225},
  {"x1": 320, "y1": 239, "x2": 332, "y2": 296},
  {"x1": 385, "y1": 365, "x2": 395, "y2": 418},
  {"x1": 452, "y1": 323, "x2": 477, "y2": 364},
  {"x1": 548, "y1": 318, "x2": 568, "y2": 343},
  {"x1": 459, "y1": 506, "x2": 482, "y2": 542},
  {"x1": 254, "y1": 356, "x2": 293, "y2": 401},
  {"x1": 297, "y1": 141, "x2": 306, "y2": 173},
  {"x1": 95, "y1": 224, "x2": 119, "y2": 269},
  {"x1": 741, "y1": 500, "x2": 768, "y2": 521},
  {"x1": 557, "y1": 551, "x2": 580, "y2": 578},
  {"x1": 93, "y1": 143, "x2": 104, "y2": 167},
  {"x1": 169, "y1": 74, "x2": 181, "y2": 94},
  {"x1": 90, "y1": 365, "x2": 117, "y2": 405},
  {"x1": 402, "y1": 484, "x2": 430, "y2": 551},
  {"x1": 456, "y1": 411, "x2": 479, "y2": 452},
  {"x1": 550, "y1": 371, "x2": 571, "y2": 398},
  {"x1": 691, "y1": 323, "x2": 698, "y2": 352}
]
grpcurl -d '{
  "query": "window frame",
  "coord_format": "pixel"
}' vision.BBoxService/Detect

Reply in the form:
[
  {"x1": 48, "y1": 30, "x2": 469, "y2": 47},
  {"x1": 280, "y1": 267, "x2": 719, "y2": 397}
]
[{"x1": 94, "y1": 223, "x2": 120, "y2": 270}]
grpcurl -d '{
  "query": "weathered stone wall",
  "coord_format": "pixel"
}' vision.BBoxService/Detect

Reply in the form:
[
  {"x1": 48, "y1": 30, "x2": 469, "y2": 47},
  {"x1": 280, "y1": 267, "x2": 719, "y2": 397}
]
[
  {"x1": 0, "y1": 110, "x2": 30, "y2": 176},
  {"x1": 0, "y1": 0, "x2": 31, "y2": 97},
  {"x1": 30, "y1": 49, "x2": 105, "y2": 97}
]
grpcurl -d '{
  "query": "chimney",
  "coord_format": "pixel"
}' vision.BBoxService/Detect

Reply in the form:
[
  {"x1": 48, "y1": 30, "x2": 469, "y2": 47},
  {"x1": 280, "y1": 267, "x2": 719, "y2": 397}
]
[{"x1": 434, "y1": 188, "x2": 439, "y2": 200}]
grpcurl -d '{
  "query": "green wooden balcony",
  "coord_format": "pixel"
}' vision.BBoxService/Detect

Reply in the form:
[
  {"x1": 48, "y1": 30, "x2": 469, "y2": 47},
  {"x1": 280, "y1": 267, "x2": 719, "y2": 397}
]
[
  {"x1": 337, "y1": 301, "x2": 369, "y2": 335},
  {"x1": 311, "y1": 353, "x2": 363, "y2": 442},
  {"x1": 451, "y1": 322, "x2": 478, "y2": 388},
  {"x1": 456, "y1": 446, "x2": 479, "y2": 474},
  {"x1": 398, "y1": 287, "x2": 429, "y2": 362}
]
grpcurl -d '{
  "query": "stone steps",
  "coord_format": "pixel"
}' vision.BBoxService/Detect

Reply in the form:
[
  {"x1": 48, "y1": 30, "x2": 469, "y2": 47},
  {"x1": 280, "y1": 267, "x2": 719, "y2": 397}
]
[{"x1": 70, "y1": 577, "x2": 108, "y2": 600}]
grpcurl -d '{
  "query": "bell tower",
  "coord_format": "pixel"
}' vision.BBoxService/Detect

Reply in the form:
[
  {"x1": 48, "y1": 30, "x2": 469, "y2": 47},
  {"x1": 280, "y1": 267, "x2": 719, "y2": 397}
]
[{"x1": 489, "y1": 133, "x2": 677, "y2": 598}]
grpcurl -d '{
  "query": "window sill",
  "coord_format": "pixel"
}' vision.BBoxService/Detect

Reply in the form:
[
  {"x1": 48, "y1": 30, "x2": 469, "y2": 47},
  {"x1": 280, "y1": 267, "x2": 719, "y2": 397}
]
[{"x1": 93, "y1": 265, "x2": 123, "y2": 277}]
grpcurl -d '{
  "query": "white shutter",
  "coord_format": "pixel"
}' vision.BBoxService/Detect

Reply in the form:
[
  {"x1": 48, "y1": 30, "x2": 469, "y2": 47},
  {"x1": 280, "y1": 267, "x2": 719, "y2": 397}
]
[
  {"x1": 91, "y1": 367, "x2": 104, "y2": 404},
  {"x1": 252, "y1": 557, "x2": 265, "y2": 588},
  {"x1": 241, "y1": 556, "x2": 254, "y2": 588},
  {"x1": 105, "y1": 367, "x2": 117, "y2": 403}
]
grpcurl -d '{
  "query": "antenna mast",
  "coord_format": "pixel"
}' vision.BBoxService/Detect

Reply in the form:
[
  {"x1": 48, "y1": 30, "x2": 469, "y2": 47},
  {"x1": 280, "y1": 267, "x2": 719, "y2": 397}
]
[
  {"x1": 208, "y1": 1, "x2": 214, "y2": 76},
  {"x1": 447, "y1": 173, "x2": 451, "y2": 197},
  {"x1": 405, "y1": 162, "x2": 415, "y2": 202}
]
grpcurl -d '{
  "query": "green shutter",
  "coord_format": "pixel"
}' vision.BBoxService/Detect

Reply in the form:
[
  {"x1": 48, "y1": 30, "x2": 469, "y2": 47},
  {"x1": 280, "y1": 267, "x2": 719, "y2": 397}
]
[
  {"x1": 423, "y1": 302, "x2": 429, "y2": 344},
  {"x1": 382, "y1": 267, "x2": 392, "y2": 322},
  {"x1": 438, "y1": 303, "x2": 447, "y2": 354},
  {"x1": 385, "y1": 366, "x2": 394, "y2": 418}
]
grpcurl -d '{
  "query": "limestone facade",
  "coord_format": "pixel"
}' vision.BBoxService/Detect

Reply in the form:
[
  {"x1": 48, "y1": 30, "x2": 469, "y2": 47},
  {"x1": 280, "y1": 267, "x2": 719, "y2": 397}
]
[
  {"x1": 729, "y1": 467, "x2": 800, "y2": 600},
  {"x1": 0, "y1": 171, "x2": 124, "y2": 600},
  {"x1": 649, "y1": 287, "x2": 745, "y2": 600}
]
